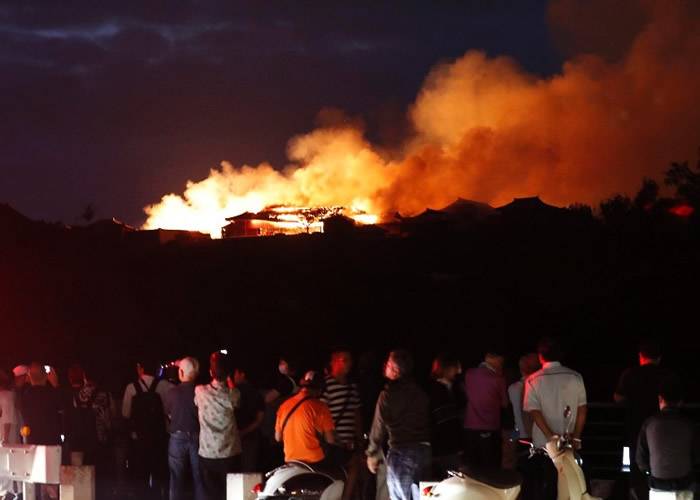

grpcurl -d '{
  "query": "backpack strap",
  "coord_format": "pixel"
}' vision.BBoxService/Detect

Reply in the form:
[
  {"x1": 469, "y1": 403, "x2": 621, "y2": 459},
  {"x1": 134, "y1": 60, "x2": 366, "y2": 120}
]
[
  {"x1": 148, "y1": 379, "x2": 160, "y2": 393},
  {"x1": 281, "y1": 396, "x2": 312, "y2": 436}
]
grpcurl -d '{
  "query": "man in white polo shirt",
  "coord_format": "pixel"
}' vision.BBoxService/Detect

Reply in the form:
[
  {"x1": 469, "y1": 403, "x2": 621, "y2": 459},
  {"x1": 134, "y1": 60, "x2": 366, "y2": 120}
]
[{"x1": 524, "y1": 337, "x2": 587, "y2": 500}]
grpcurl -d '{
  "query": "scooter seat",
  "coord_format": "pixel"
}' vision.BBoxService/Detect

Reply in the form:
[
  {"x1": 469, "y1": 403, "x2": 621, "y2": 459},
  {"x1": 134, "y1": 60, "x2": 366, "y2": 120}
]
[{"x1": 460, "y1": 467, "x2": 522, "y2": 489}]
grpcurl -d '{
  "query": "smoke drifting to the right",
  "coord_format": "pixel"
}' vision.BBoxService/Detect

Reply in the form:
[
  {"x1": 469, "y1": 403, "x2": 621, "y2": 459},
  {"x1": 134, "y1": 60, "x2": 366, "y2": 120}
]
[
  {"x1": 384, "y1": 0, "x2": 700, "y2": 214},
  {"x1": 144, "y1": 0, "x2": 700, "y2": 236}
]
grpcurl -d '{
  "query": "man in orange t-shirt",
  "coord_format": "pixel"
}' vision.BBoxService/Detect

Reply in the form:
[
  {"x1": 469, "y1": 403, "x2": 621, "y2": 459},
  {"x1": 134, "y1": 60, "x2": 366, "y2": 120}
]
[{"x1": 275, "y1": 371, "x2": 336, "y2": 465}]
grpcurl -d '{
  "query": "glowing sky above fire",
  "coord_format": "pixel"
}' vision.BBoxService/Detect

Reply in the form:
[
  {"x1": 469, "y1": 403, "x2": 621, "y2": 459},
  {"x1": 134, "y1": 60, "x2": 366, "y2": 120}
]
[
  {"x1": 0, "y1": 1, "x2": 559, "y2": 224},
  {"x1": 1, "y1": 1, "x2": 699, "y2": 230}
]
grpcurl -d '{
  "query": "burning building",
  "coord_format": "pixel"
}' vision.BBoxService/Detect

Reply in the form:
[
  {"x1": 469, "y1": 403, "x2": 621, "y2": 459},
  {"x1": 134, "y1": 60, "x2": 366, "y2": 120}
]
[{"x1": 221, "y1": 205, "x2": 376, "y2": 238}]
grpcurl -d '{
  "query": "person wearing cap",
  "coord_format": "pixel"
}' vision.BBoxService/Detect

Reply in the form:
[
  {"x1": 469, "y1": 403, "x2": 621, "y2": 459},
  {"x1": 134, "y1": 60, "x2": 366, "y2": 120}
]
[{"x1": 275, "y1": 370, "x2": 336, "y2": 468}]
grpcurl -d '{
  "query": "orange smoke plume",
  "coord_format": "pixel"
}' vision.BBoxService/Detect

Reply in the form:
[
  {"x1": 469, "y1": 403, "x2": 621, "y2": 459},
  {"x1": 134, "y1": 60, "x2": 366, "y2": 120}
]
[{"x1": 144, "y1": 0, "x2": 700, "y2": 237}]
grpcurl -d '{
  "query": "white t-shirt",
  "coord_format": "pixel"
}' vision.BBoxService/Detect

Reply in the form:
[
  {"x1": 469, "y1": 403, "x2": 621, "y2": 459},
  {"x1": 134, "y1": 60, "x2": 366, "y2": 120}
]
[{"x1": 523, "y1": 361, "x2": 587, "y2": 447}]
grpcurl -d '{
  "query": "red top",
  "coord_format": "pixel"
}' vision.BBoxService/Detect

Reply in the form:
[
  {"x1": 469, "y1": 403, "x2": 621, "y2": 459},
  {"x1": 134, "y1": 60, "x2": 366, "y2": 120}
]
[{"x1": 464, "y1": 363, "x2": 507, "y2": 431}]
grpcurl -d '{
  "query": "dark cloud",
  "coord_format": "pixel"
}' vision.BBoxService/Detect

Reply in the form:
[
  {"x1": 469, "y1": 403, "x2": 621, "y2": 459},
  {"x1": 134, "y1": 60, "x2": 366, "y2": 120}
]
[{"x1": 0, "y1": 0, "x2": 560, "y2": 224}]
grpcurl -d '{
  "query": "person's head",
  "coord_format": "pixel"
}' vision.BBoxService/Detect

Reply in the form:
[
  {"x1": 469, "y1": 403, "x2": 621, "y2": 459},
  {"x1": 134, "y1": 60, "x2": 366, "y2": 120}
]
[
  {"x1": 519, "y1": 353, "x2": 541, "y2": 378},
  {"x1": 210, "y1": 352, "x2": 231, "y2": 383},
  {"x1": 68, "y1": 364, "x2": 86, "y2": 388},
  {"x1": 658, "y1": 375, "x2": 683, "y2": 409},
  {"x1": 384, "y1": 349, "x2": 413, "y2": 381},
  {"x1": 329, "y1": 347, "x2": 353, "y2": 379},
  {"x1": 278, "y1": 356, "x2": 298, "y2": 377},
  {"x1": 28, "y1": 362, "x2": 48, "y2": 386},
  {"x1": 12, "y1": 365, "x2": 29, "y2": 388},
  {"x1": 638, "y1": 339, "x2": 661, "y2": 366},
  {"x1": 135, "y1": 360, "x2": 157, "y2": 378},
  {"x1": 233, "y1": 368, "x2": 247, "y2": 386},
  {"x1": 0, "y1": 369, "x2": 12, "y2": 391},
  {"x1": 431, "y1": 354, "x2": 462, "y2": 382},
  {"x1": 300, "y1": 370, "x2": 325, "y2": 396},
  {"x1": 484, "y1": 348, "x2": 505, "y2": 373},
  {"x1": 178, "y1": 357, "x2": 199, "y2": 383},
  {"x1": 537, "y1": 337, "x2": 563, "y2": 364}
]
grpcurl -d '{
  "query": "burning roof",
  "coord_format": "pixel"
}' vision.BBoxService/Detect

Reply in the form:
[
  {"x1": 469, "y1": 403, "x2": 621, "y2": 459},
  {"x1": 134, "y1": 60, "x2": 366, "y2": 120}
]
[{"x1": 222, "y1": 205, "x2": 377, "y2": 238}]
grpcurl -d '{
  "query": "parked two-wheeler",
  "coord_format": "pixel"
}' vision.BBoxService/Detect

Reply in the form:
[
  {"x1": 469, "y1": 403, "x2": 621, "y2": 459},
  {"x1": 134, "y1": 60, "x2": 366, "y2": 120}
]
[{"x1": 255, "y1": 461, "x2": 345, "y2": 500}]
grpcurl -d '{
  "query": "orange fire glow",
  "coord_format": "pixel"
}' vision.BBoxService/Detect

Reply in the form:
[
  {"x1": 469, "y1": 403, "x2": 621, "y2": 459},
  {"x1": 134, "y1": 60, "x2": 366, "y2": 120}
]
[{"x1": 143, "y1": 0, "x2": 700, "y2": 238}]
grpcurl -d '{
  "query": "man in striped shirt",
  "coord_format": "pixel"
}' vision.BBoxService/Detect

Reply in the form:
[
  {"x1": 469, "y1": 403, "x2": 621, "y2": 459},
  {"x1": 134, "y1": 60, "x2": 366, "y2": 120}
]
[{"x1": 322, "y1": 348, "x2": 362, "y2": 500}]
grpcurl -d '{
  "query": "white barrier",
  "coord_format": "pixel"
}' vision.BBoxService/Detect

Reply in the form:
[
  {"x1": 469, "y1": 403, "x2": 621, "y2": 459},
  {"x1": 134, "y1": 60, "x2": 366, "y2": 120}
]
[
  {"x1": 227, "y1": 473, "x2": 263, "y2": 500},
  {"x1": 60, "y1": 465, "x2": 96, "y2": 500},
  {"x1": 0, "y1": 445, "x2": 94, "y2": 500}
]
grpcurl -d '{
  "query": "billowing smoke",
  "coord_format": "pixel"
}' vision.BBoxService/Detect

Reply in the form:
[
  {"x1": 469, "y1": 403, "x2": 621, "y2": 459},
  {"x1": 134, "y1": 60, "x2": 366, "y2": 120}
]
[{"x1": 144, "y1": 0, "x2": 700, "y2": 237}]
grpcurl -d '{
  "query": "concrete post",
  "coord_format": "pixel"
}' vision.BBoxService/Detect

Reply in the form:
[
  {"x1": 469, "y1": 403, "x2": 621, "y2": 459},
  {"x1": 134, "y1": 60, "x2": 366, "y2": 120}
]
[
  {"x1": 227, "y1": 472, "x2": 263, "y2": 500},
  {"x1": 59, "y1": 465, "x2": 95, "y2": 500}
]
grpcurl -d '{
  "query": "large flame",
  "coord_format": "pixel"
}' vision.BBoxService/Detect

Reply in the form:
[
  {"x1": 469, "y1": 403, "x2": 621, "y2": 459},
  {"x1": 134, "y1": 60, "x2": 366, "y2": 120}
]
[{"x1": 144, "y1": 0, "x2": 700, "y2": 238}]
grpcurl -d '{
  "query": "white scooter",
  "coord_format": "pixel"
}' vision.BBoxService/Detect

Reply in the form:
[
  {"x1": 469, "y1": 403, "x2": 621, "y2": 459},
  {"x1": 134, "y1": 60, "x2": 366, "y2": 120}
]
[
  {"x1": 420, "y1": 467, "x2": 522, "y2": 500},
  {"x1": 255, "y1": 461, "x2": 345, "y2": 500},
  {"x1": 422, "y1": 407, "x2": 600, "y2": 500},
  {"x1": 520, "y1": 406, "x2": 601, "y2": 500}
]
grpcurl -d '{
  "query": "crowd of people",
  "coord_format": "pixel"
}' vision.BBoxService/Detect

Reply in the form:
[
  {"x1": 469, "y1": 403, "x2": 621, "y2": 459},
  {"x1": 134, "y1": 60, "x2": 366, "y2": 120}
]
[{"x1": 0, "y1": 338, "x2": 697, "y2": 500}]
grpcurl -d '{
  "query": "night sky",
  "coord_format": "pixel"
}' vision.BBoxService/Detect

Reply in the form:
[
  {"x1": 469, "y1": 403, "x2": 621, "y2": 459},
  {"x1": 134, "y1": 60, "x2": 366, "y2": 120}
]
[{"x1": 0, "y1": 1, "x2": 562, "y2": 226}]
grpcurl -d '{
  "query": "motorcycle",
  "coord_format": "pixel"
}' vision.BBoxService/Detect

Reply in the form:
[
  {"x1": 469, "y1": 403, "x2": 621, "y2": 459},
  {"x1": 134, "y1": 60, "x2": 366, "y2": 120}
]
[{"x1": 255, "y1": 460, "x2": 345, "y2": 500}]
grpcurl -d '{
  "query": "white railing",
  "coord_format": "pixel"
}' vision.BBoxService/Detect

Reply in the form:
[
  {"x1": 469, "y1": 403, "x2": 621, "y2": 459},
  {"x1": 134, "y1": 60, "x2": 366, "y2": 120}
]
[{"x1": 0, "y1": 445, "x2": 93, "y2": 500}]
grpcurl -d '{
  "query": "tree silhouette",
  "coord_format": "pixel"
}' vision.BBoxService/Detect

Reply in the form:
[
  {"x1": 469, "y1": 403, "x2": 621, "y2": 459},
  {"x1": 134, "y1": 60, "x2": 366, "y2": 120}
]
[
  {"x1": 80, "y1": 203, "x2": 96, "y2": 223},
  {"x1": 665, "y1": 160, "x2": 700, "y2": 208}
]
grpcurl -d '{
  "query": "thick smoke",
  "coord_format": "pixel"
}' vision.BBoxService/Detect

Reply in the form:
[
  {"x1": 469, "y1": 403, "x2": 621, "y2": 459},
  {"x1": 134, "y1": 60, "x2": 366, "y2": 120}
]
[{"x1": 144, "y1": 0, "x2": 700, "y2": 236}]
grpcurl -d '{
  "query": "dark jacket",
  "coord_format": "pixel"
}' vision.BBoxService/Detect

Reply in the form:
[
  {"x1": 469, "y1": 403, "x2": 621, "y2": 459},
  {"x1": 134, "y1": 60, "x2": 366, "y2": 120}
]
[
  {"x1": 636, "y1": 407, "x2": 699, "y2": 491},
  {"x1": 367, "y1": 378, "x2": 430, "y2": 457},
  {"x1": 428, "y1": 379, "x2": 463, "y2": 457}
]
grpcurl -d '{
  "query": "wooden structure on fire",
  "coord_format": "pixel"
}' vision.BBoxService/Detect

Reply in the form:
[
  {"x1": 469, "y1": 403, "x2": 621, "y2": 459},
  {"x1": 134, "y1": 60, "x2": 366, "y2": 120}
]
[{"x1": 222, "y1": 206, "x2": 344, "y2": 238}]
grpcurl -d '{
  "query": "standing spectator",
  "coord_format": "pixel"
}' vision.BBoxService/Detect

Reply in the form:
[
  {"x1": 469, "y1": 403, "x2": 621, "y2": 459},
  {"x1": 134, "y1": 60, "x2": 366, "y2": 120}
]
[
  {"x1": 12, "y1": 365, "x2": 29, "y2": 391},
  {"x1": 20, "y1": 363, "x2": 63, "y2": 500},
  {"x1": 260, "y1": 356, "x2": 300, "y2": 470},
  {"x1": 275, "y1": 370, "x2": 336, "y2": 467},
  {"x1": 524, "y1": 337, "x2": 587, "y2": 500},
  {"x1": 12, "y1": 365, "x2": 29, "y2": 443},
  {"x1": 428, "y1": 354, "x2": 464, "y2": 476},
  {"x1": 122, "y1": 360, "x2": 173, "y2": 500},
  {"x1": 0, "y1": 369, "x2": 18, "y2": 445},
  {"x1": 463, "y1": 348, "x2": 508, "y2": 470},
  {"x1": 508, "y1": 353, "x2": 541, "y2": 440},
  {"x1": 195, "y1": 352, "x2": 241, "y2": 500},
  {"x1": 322, "y1": 348, "x2": 363, "y2": 500},
  {"x1": 366, "y1": 350, "x2": 431, "y2": 500},
  {"x1": 164, "y1": 357, "x2": 203, "y2": 500},
  {"x1": 636, "y1": 376, "x2": 699, "y2": 500},
  {"x1": 66, "y1": 364, "x2": 109, "y2": 465},
  {"x1": 231, "y1": 363, "x2": 265, "y2": 473},
  {"x1": 615, "y1": 339, "x2": 668, "y2": 500},
  {"x1": 20, "y1": 363, "x2": 62, "y2": 445},
  {"x1": 0, "y1": 369, "x2": 18, "y2": 499}
]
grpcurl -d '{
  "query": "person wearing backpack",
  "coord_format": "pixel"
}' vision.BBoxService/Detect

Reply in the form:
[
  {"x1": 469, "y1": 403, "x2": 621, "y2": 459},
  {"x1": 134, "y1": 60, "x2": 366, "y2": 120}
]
[{"x1": 122, "y1": 360, "x2": 174, "y2": 499}]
